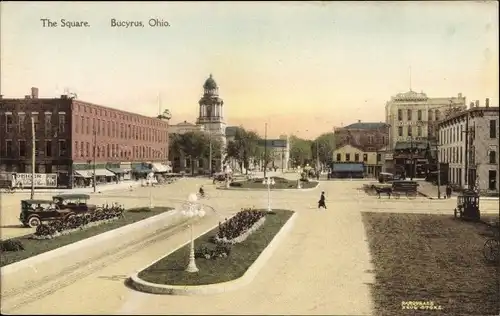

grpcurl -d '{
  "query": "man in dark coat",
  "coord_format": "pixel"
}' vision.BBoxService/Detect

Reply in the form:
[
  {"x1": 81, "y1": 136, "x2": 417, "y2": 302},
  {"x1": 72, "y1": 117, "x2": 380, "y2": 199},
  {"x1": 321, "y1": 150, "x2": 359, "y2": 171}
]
[
  {"x1": 318, "y1": 191, "x2": 327, "y2": 209},
  {"x1": 445, "y1": 185, "x2": 452, "y2": 199}
]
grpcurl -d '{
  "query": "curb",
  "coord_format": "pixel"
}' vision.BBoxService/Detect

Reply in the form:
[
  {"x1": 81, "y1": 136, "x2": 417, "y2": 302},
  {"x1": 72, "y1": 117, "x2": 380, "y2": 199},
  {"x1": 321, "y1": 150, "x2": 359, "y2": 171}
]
[
  {"x1": 129, "y1": 211, "x2": 298, "y2": 295},
  {"x1": 216, "y1": 182, "x2": 320, "y2": 192},
  {"x1": 1, "y1": 209, "x2": 179, "y2": 276}
]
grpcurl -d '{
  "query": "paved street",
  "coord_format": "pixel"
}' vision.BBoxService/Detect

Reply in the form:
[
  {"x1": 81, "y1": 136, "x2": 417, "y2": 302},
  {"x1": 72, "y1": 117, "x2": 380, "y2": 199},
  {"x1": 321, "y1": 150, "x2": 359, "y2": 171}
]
[{"x1": 1, "y1": 177, "x2": 499, "y2": 315}]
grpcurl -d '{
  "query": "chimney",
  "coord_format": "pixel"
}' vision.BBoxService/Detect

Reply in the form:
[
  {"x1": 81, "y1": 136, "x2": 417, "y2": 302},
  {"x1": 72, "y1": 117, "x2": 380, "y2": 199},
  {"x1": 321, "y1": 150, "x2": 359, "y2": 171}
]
[
  {"x1": 485, "y1": 98, "x2": 490, "y2": 107},
  {"x1": 458, "y1": 93, "x2": 462, "y2": 98},
  {"x1": 24, "y1": 95, "x2": 31, "y2": 99},
  {"x1": 469, "y1": 102, "x2": 474, "y2": 109},
  {"x1": 31, "y1": 87, "x2": 39, "y2": 99},
  {"x1": 61, "y1": 95, "x2": 67, "y2": 99},
  {"x1": 358, "y1": 119, "x2": 361, "y2": 123}
]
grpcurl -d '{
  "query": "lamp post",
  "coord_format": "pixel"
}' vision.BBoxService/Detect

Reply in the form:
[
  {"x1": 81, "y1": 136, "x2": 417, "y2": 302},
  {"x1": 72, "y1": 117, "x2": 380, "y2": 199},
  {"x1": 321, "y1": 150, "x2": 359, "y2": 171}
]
[
  {"x1": 263, "y1": 176, "x2": 275, "y2": 212},
  {"x1": 182, "y1": 193, "x2": 206, "y2": 273},
  {"x1": 92, "y1": 128, "x2": 97, "y2": 193}
]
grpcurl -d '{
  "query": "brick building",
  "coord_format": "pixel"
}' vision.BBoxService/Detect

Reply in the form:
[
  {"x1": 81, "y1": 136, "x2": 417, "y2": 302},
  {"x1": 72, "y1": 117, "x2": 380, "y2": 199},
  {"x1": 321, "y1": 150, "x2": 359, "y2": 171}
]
[
  {"x1": 332, "y1": 121, "x2": 389, "y2": 177},
  {"x1": 0, "y1": 88, "x2": 169, "y2": 188}
]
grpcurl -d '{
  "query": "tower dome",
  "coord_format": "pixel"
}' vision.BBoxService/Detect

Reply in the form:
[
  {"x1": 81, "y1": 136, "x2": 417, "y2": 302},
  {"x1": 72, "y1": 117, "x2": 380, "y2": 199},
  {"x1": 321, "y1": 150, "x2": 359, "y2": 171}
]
[{"x1": 203, "y1": 74, "x2": 218, "y2": 90}]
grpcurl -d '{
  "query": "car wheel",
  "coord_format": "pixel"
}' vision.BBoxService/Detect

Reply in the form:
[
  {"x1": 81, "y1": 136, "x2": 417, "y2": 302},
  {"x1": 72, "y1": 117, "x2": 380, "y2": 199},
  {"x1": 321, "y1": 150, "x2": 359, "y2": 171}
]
[{"x1": 28, "y1": 216, "x2": 41, "y2": 228}]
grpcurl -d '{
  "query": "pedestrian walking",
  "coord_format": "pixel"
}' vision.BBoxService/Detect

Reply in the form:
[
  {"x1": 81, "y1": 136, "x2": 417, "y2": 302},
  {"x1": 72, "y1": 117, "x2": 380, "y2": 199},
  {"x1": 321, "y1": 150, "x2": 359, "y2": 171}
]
[
  {"x1": 318, "y1": 191, "x2": 327, "y2": 209},
  {"x1": 445, "y1": 185, "x2": 452, "y2": 199}
]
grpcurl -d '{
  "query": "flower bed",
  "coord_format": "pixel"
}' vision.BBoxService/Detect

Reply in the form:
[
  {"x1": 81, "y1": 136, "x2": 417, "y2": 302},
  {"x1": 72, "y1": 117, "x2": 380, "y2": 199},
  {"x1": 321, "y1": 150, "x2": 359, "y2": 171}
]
[
  {"x1": 137, "y1": 209, "x2": 294, "y2": 286},
  {"x1": 213, "y1": 210, "x2": 266, "y2": 245},
  {"x1": 229, "y1": 178, "x2": 318, "y2": 189},
  {"x1": 32, "y1": 206, "x2": 125, "y2": 240}
]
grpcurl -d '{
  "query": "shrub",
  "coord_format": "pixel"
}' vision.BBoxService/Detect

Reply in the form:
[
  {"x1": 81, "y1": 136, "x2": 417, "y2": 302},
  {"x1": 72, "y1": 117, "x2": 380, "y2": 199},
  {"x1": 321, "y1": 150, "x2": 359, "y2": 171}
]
[
  {"x1": 195, "y1": 243, "x2": 231, "y2": 260},
  {"x1": 1, "y1": 239, "x2": 25, "y2": 252},
  {"x1": 229, "y1": 182, "x2": 242, "y2": 187},
  {"x1": 35, "y1": 223, "x2": 56, "y2": 236}
]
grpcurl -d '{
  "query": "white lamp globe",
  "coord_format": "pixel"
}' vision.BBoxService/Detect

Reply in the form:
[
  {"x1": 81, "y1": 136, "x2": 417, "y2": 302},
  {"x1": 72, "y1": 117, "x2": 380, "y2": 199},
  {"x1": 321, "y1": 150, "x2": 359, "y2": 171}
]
[
  {"x1": 188, "y1": 193, "x2": 198, "y2": 203},
  {"x1": 198, "y1": 210, "x2": 206, "y2": 218}
]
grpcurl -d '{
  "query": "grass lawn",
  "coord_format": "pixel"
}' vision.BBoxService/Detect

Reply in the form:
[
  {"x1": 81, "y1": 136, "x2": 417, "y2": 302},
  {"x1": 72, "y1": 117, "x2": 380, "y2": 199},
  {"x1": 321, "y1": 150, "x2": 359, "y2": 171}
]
[
  {"x1": 138, "y1": 209, "x2": 294, "y2": 286},
  {"x1": 230, "y1": 177, "x2": 318, "y2": 189},
  {"x1": 0, "y1": 206, "x2": 174, "y2": 267},
  {"x1": 362, "y1": 212, "x2": 499, "y2": 316}
]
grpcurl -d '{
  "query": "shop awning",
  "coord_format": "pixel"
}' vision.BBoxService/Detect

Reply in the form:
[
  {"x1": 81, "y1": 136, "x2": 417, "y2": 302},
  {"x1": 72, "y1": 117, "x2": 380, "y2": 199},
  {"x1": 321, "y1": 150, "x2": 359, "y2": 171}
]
[
  {"x1": 133, "y1": 165, "x2": 153, "y2": 174},
  {"x1": 151, "y1": 163, "x2": 170, "y2": 173},
  {"x1": 107, "y1": 168, "x2": 129, "y2": 174},
  {"x1": 74, "y1": 170, "x2": 92, "y2": 178},
  {"x1": 93, "y1": 169, "x2": 115, "y2": 177}
]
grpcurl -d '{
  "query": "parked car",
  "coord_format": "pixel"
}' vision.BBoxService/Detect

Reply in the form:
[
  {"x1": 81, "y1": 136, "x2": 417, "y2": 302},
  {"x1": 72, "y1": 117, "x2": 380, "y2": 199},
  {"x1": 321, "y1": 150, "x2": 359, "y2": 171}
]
[
  {"x1": 19, "y1": 199, "x2": 73, "y2": 227},
  {"x1": 52, "y1": 193, "x2": 99, "y2": 214}
]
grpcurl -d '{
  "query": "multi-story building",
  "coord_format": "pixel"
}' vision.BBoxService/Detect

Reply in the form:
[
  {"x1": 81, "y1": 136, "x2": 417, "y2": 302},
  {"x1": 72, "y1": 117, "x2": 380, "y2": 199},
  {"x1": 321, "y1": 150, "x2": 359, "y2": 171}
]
[
  {"x1": 384, "y1": 90, "x2": 467, "y2": 175},
  {"x1": 437, "y1": 99, "x2": 499, "y2": 194},
  {"x1": 332, "y1": 121, "x2": 389, "y2": 177},
  {"x1": 168, "y1": 74, "x2": 229, "y2": 174},
  {"x1": 0, "y1": 88, "x2": 169, "y2": 188}
]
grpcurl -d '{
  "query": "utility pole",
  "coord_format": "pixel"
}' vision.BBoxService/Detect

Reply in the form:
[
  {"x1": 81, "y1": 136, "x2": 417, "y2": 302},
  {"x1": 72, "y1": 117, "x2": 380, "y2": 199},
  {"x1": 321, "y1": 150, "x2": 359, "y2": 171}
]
[
  {"x1": 31, "y1": 116, "x2": 35, "y2": 199},
  {"x1": 409, "y1": 136, "x2": 414, "y2": 180},
  {"x1": 93, "y1": 128, "x2": 97, "y2": 193},
  {"x1": 435, "y1": 142, "x2": 441, "y2": 199},
  {"x1": 462, "y1": 111, "x2": 473, "y2": 190},
  {"x1": 316, "y1": 141, "x2": 320, "y2": 170},
  {"x1": 264, "y1": 123, "x2": 268, "y2": 178},
  {"x1": 208, "y1": 132, "x2": 212, "y2": 176}
]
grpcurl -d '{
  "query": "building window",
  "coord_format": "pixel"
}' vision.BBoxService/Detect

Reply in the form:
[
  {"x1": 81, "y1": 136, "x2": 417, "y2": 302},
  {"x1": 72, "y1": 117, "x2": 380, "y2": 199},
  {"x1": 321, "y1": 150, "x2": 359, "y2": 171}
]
[
  {"x1": 5, "y1": 114, "x2": 13, "y2": 133},
  {"x1": 489, "y1": 170, "x2": 497, "y2": 190},
  {"x1": 345, "y1": 153, "x2": 351, "y2": 161},
  {"x1": 35, "y1": 140, "x2": 40, "y2": 156},
  {"x1": 97, "y1": 119, "x2": 101, "y2": 135},
  {"x1": 428, "y1": 110, "x2": 433, "y2": 121},
  {"x1": 5, "y1": 140, "x2": 12, "y2": 157},
  {"x1": 45, "y1": 140, "x2": 52, "y2": 157},
  {"x1": 80, "y1": 142, "x2": 84, "y2": 157},
  {"x1": 490, "y1": 120, "x2": 497, "y2": 138},
  {"x1": 407, "y1": 109, "x2": 412, "y2": 121},
  {"x1": 86, "y1": 142, "x2": 90, "y2": 157},
  {"x1": 398, "y1": 109, "x2": 403, "y2": 121},
  {"x1": 376, "y1": 153, "x2": 381, "y2": 163},
  {"x1": 58, "y1": 114, "x2": 66, "y2": 133},
  {"x1": 86, "y1": 117, "x2": 90, "y2": 134},
  {"x1": 460, "y1": 125, "x2": 463, "y2": 141},
  {"x1": 459, "y1": 147, "x2": 463, "y2": 164},
  {"x1": 407, "y1": 127, "x2": 412, "y2": 137},
  {"x1": 58, "y1": 140, "x2": 67, "y2": 157},
  {"x1": 336, "y1": 153, "x2": 341, "y2": 161},
  {"x1": 31, "y1": 113, "x2": 39, "y2": 131},
  {"x1": 417, "y1": 126, "x2": 422, "y2": 137},
  {"x1": 81, "y1": 116, "x2": 85, "y2": 133},
  {"x1": 417, "y1": 110, "x2": 422, "y2": 121},
  {"x1": 19, "y1": 140, "x2": 26, "y2": 157},
  {"x1": 363, "y1": 153, "x2": 368, "y2": 162},
  {"x1": 435, "y1": 110, "x2": 440, "y2": 121},
  {"x1": 354, "y1": 153, "x2": 360, "y2": 162},
  {"x1": 367, "y1": 136, "x2": 373, "y2": 144},
  {"x1": 490, "y1": 151, "x2": 497, "y2": 164},
  {"x1": 398, "y1": 126, "x2": 403, "y2": 136},
  {"x1": 19, "y1": 114, "x2": 26, "y2": 132}
]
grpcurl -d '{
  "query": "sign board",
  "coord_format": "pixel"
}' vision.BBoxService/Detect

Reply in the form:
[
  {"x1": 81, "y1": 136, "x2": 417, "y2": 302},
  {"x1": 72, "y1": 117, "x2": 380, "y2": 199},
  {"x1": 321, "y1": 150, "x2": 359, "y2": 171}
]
[
  {"x1": 13, "y1": 173, "x2": 58, "y2": 188},
  {"x1": 385, "y1": 153, "x2": 394, "y2": 160}
]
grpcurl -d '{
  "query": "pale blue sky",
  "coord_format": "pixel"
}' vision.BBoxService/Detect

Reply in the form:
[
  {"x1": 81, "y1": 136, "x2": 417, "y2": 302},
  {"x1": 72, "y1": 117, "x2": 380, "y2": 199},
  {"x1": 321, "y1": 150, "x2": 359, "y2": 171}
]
[{"x1": 1, "y1": 1, "x2": 498, "y2": 138}]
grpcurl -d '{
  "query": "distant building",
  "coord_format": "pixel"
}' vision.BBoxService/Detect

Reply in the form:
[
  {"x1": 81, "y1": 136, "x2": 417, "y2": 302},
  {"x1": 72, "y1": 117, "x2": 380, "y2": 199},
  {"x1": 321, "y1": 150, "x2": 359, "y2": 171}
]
[
  {"x1": 333, "y1": 121, "x2": 389, "y2": 177},
  {"x1": 258, "y1": 138, "x2": 290, "y2": 171},
  {"x1": 0, "y1": 88, "x2": 169, "y2": 188},
  {"x1": 437, "y1": 99, "x2": 499, "y2": 193},
  {"x1": 385, "y1": 91, "x2": 467, "y2": 149},
  {"x1": 168, "y1": 74, "x2": 229, "y2": 173}
]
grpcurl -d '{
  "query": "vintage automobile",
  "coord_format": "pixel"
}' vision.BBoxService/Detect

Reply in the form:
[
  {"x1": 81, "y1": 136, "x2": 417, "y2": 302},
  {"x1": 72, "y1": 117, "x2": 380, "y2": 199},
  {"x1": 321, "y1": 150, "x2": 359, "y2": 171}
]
[
  {"x1": 454, "y1": 190, "x2": 481, "y2": 221},
  {"x1": 19, "y1": 199, "x2": 73, "y2": 227},
  {"x1": 52, "y1": 193, "x2": 99, "y2": 214}
]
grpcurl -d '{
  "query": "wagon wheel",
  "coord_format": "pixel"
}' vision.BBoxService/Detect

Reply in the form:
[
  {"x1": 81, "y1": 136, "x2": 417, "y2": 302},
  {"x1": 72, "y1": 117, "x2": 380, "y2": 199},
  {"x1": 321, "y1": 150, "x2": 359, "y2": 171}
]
[
  {"x1": 483, "y1": 239, "x2": 500, "y2": 263},
  {"x1": 407, "y1": 191, "x2": 417, "y2": 200}
]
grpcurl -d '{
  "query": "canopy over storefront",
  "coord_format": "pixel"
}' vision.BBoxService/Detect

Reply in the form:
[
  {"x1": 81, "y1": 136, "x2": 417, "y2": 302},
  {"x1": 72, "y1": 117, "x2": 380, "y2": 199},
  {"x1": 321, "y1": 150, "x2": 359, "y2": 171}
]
[
  {"x1": 151, "y1": 163, "x2": 171, "y2": 173},
  {"x1": 107, "y1": 167, "x2": 130, "y2": 175},
  {"x1": 133, "y1": 164, "x2": 153, "y2": 174},
  {"x1": 74, "y1": 170, "x2": 92, "y2": 178}
]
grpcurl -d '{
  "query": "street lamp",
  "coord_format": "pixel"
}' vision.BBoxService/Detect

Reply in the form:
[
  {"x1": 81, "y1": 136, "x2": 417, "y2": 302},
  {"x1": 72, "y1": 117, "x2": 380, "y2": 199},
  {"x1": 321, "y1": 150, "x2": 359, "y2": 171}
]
[
  {"x1": 181, "y1": 193, "x2": 206, "y2": 273},
  {"x1": 263, "y1": 176, "x2": 275, "y2": 212}
]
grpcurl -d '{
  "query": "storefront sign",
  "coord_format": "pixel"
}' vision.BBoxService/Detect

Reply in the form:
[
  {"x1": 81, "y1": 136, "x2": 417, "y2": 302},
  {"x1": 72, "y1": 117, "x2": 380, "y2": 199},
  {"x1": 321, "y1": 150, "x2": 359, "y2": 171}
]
[{"x1": 13, "y1": 173, "x2": 58, "y2": 188}]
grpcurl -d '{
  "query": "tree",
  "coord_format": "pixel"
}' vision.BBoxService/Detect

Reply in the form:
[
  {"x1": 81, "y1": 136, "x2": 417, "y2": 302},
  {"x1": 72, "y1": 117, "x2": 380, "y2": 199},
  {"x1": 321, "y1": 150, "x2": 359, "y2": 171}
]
[
  {"x1": 224, "y1": 127, "x2": 260, "y2": 173},
  {"x1": 311, "y1": 132, "x2": 336, "y2": 168},
  {"x1": 169, "y1": 131, "x2": 212, "y2": 175},
  {"x1": 289, "y1": 136, "x2": 312, "y2": 168}
]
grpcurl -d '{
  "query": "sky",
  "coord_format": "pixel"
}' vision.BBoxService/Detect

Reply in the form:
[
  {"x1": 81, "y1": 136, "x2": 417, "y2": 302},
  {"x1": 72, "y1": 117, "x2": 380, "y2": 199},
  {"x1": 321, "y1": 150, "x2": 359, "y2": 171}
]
[{"x1": 1, "y1": 1, "x2": 498, "y2": 139}]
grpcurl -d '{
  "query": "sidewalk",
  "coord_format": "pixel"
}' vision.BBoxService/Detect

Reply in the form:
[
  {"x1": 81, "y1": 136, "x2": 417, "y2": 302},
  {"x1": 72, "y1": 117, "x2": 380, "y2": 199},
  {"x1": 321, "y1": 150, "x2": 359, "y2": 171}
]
[
  {"x1": 417, "y1": 180, "x2": 499, "y2": 201},
  {"x1": 12, "y1": 180, "x2": 142, "y2": 195}
]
